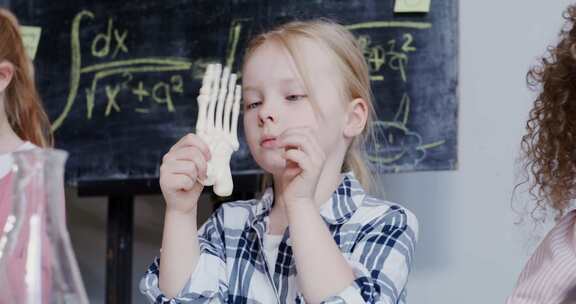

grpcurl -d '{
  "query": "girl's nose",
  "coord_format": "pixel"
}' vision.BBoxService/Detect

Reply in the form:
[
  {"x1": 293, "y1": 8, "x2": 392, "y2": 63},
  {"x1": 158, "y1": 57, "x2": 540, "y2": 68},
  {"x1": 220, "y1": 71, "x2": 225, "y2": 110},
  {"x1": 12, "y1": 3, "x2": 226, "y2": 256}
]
[{"x1": 257, "y1": 103, "x2": 277, "y2": 126}]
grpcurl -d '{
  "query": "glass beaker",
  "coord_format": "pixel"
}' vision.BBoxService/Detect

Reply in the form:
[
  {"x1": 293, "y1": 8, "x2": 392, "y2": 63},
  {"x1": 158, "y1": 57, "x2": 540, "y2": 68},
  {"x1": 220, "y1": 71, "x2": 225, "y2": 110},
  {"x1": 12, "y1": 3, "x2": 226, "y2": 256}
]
[{"x1": 0, "y1": 148, "x2": 88, "y2": 303}]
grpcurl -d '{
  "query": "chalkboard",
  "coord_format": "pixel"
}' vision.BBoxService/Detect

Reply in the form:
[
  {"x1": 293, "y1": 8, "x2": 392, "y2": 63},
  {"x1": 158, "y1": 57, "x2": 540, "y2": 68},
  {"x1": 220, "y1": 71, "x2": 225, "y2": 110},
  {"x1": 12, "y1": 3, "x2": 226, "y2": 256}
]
[{"x1": 10, "y1": 0, "x2": 458, "y2": 184}]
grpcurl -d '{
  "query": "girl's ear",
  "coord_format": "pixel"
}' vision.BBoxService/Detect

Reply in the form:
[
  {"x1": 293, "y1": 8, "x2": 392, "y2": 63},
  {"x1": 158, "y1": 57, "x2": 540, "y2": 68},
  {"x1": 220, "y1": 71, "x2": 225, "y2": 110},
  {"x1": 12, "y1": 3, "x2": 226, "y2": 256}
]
[
  {"x1": 0, "y1": 61, "x2": 15, "y2": 93},
  {"x1": 343, "y1": 98, "x2": 368, "y2": 138}
]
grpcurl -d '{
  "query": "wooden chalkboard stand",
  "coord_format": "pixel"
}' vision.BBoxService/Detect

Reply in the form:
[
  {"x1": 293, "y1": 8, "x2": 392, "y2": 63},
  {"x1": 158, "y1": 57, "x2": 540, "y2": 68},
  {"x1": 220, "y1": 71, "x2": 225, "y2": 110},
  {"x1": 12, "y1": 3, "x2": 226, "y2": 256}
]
[{"x1": 77, "y1": 174, "x2": 261, "y2": 304}]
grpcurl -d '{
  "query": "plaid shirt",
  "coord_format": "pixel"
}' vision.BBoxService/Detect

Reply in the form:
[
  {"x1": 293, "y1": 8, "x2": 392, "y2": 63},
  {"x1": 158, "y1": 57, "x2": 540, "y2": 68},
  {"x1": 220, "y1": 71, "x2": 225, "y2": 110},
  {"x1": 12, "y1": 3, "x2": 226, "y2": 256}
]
[{"x1": 140, "y1": 172, "x2": 418, "y2": 303}]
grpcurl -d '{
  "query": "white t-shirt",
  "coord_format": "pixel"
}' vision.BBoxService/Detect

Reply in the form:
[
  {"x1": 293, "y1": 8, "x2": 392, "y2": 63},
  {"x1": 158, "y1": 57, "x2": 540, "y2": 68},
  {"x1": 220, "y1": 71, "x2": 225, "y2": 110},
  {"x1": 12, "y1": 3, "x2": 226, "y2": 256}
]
[
  {"x1": 262, "y1": 231, "x2": 283, "y2": 271},
  {"x1": 0, "y1": 141, "x2": 37, "y2": 179},
  {"x1": 262, "y1": 217, "x2": 285, "y2": 271}
]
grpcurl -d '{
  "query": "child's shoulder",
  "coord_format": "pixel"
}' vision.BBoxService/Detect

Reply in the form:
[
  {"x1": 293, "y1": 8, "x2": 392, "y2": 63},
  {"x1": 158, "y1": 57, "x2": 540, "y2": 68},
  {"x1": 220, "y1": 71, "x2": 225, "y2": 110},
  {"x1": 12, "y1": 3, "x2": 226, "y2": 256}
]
[
  {"x1": 361, "y1": 194, "x2": 414, "y2": 214},
  {"x1": 354, "y1": 194, "x2": 418, "y2": 231}
]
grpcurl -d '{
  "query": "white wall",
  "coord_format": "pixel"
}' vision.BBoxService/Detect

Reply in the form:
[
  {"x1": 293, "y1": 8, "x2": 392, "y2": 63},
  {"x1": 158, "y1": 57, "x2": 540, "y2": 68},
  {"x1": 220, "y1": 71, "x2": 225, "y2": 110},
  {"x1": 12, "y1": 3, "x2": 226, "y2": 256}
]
[{"x1": 380, "y1": 1, "x2": 573, "y2": 302}]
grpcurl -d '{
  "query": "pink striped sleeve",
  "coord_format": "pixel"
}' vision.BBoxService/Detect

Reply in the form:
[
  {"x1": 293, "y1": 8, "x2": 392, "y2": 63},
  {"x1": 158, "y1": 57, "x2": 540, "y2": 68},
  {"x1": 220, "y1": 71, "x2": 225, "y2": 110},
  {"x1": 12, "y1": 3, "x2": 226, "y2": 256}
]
[{"x1": 507, "y1": 210, "x2": 576, "y2": 304}]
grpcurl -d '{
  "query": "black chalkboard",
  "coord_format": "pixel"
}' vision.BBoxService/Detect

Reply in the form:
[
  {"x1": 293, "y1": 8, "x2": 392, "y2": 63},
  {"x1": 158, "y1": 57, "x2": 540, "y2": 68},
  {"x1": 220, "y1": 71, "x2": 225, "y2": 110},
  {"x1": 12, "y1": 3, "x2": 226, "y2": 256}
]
[{"x1": 10, "y1": 0, "x2": 458, "y2": 184}]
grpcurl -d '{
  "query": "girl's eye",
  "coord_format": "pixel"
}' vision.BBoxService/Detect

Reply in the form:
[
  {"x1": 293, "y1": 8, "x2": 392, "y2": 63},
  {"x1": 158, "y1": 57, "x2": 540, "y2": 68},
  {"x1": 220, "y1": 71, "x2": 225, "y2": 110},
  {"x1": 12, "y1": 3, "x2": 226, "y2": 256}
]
[
  {"x1": 245, "y1": 101, "x2": 261, "y2": 110},
  {"x1": 286, "y1": 94, "x2": 307, "y2": 102}
]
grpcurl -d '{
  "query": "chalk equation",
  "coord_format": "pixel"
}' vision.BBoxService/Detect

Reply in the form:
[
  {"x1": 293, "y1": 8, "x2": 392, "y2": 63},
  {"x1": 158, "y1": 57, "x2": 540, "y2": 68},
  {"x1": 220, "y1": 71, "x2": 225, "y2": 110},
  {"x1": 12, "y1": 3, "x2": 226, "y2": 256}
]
[
  {"x1": 51, "y1": 11, "x2": 246, "y2": 131},
  {"x1": 345, "y1": 21, "x2": 430, "y2": 82}
]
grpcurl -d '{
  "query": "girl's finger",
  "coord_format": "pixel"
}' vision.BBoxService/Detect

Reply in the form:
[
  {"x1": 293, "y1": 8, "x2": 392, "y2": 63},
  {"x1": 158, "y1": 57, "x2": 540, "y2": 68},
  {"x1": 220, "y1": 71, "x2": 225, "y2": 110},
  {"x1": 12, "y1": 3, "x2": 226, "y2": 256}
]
[
  {"x1": 169, "y1": 133, "x2": 211, "y2": 160},
  {"x1": 283, "y1": 148, "x2": 313, "y2": 171},
  {"x1": 281, "y1": 127, "x2": 323, "y2": 153},
  {"x1": 161, "y1": 159, "x2": 200, "y2": 182},
  {"x1": 170, "y1": 174, "x2": 196, "y2": 191},
  {"x1": 298, "y1": 129, "x2": 324, "y2": 162},
  {"x1": 278, "y1": 133, "x2": 312, "y2": 154},
  {"x1": 165, "y1": 147, "x2": 208, "y2": 178},
  {"x1": 159, "y1": 170, "x2": 195, "y2": 192},
  {"x1": 278, "y1": 129, "x2": 325, "y2": 164}
]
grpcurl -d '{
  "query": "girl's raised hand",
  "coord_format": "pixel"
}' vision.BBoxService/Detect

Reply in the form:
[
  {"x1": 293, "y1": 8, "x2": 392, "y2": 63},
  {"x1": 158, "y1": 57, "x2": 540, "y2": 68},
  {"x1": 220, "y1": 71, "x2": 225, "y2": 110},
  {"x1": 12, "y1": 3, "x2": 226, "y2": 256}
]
[
  {"x1": 159, "y1": 133, "x2": 211, "y2": 215},
  {"x1": 277, "y1": 126, "x2": 326, "y2": 204}
]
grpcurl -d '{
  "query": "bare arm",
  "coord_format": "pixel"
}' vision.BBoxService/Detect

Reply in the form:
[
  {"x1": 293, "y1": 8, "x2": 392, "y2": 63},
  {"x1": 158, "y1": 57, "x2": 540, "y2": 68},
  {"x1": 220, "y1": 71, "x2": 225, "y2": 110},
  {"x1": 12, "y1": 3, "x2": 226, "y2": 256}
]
[
  {"x1": 158, "y1": 62, "x2": 240, "y2": 297},
  {"x1": 156, "y1": 134, "x2": 209, "y2": 297},
  {"x1": 286, "y1": 199, "x2": 355, "y2": 304},
  {"x1": 159, "y1": 207, "x2": 201, "y2": 297}
]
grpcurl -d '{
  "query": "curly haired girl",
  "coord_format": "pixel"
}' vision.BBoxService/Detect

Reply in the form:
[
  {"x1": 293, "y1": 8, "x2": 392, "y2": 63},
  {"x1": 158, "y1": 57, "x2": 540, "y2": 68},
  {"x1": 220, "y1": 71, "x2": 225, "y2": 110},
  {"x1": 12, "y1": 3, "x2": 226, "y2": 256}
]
[{"x1": 509, "y1": 4, "x2": 576, "y2": 304}]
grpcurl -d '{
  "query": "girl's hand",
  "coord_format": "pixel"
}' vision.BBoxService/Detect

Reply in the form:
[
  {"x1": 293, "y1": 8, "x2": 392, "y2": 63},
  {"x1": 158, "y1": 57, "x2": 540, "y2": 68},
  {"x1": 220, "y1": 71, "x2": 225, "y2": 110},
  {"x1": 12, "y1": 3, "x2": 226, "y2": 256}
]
[
  {"x1": 277, "y1": 127, "x2": 326, "y2": 205},
  {"x1": 159, "y1": 133, "x2": 211, "y2": 215}
]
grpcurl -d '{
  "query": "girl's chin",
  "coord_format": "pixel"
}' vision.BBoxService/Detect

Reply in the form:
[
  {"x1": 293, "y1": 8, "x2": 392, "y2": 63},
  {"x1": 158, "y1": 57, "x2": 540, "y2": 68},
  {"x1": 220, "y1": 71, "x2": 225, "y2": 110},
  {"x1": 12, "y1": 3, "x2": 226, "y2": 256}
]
[
  {"x1": 256, "y1": 155, "x2": 287, "y2": 175},
  {"x1": 258, "y1": 159, "x2": 301, "y2": 180}
]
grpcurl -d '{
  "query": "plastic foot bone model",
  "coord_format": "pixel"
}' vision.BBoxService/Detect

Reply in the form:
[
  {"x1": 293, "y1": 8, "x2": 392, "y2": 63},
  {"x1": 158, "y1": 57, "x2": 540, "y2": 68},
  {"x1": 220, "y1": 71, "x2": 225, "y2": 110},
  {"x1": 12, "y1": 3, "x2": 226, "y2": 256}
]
[{"x1": 196, "y1": 63, "x2": 241, "y2": 197}]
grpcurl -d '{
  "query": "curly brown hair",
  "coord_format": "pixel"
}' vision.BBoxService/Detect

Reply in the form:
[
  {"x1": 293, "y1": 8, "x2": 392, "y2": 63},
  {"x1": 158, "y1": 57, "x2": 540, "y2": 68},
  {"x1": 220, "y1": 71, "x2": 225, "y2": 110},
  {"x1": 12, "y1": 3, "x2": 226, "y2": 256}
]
[{"x1": 522, "y1": 5, "x2": 576, "y2": 219}]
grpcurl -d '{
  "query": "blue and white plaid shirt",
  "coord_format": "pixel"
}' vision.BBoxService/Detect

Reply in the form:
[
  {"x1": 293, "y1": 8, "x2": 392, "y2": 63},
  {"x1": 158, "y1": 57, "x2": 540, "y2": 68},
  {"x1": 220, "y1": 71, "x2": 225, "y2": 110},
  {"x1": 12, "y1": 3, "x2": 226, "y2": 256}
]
[{"x1": 140, "y1": 172, "x2": 418, "y2": 303}]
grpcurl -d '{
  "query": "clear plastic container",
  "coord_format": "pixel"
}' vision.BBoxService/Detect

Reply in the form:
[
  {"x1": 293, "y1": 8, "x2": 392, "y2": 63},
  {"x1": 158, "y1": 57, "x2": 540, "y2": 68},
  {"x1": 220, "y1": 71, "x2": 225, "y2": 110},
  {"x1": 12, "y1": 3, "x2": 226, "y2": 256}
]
[{"x1": 0, "y1": 148, "x2": 88, "y2": 303}]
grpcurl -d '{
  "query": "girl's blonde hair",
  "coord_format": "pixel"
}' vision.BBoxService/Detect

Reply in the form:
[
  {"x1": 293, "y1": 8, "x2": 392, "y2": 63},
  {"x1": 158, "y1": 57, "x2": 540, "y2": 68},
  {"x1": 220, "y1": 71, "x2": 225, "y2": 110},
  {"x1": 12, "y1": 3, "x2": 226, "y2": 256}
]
[
  {"x1": 243, "y1": 19, "x2": 380, "y2": 196},
  {"x1": 0, "y1": 8, "x2": 53, "y2": 148}
]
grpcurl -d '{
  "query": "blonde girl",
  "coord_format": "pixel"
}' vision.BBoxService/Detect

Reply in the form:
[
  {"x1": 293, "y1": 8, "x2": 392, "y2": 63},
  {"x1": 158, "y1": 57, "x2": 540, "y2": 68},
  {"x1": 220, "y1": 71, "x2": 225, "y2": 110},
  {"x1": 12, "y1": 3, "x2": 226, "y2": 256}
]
[{"x1": 141, "y1": 19, "x2": 418, "y2": 304}]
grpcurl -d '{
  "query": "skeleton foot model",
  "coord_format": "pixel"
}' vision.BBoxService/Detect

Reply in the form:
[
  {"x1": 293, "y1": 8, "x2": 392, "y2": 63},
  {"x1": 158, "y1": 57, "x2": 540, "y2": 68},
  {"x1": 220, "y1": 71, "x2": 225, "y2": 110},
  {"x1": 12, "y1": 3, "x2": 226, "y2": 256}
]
[{"x1": 196, "y1": 63, "x2": 241, "y2": 197}]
